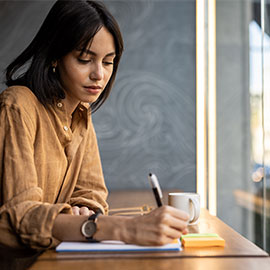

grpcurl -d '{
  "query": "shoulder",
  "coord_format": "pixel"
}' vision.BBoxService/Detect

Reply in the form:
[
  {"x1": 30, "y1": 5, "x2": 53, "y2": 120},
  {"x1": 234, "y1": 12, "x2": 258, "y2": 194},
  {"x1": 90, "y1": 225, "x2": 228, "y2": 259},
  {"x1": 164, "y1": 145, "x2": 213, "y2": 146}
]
[
  {"x1": 0, "y1": 86, "x2": 45, "y2": 120},
  {"x1": 0, "y1": 86, "x2": 39, "y2": 108},
  {"x1": 0, "y1": 86, "x2": 46, "y2": 134},
  {"x1": 0, "y1": 86, "x2": 45, "y2": 127}
]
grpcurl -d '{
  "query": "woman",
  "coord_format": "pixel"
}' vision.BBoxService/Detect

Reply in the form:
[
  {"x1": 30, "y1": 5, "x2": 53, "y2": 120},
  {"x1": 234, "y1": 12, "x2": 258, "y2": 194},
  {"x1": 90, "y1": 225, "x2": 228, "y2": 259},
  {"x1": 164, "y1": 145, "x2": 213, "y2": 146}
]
[{"x1": 0, "y1": 0, "x2": 189, "y2": 250}]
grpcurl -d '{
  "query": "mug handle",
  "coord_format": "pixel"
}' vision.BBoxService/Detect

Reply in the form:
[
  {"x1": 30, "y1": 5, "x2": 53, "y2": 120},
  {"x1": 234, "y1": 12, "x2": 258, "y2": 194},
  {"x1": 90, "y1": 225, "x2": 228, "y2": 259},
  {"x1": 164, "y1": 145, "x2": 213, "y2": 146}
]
[{"x1": 189, "y1": 197, "x2": 200, "y2": 224}]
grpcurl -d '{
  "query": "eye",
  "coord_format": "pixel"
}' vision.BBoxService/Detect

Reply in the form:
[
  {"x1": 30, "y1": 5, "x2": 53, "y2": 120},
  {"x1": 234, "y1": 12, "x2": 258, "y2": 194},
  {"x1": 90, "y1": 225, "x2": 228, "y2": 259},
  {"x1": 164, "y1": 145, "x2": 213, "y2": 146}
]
[
  {"x1": 103, "y1": 57, "x2": 115, "y2": 66},
  {"x1": 78, "y1": 58, "x2": 92, "y2": 64},
  {"x1": 103, "y1": 61, "x2": 114, "y2": 66}
]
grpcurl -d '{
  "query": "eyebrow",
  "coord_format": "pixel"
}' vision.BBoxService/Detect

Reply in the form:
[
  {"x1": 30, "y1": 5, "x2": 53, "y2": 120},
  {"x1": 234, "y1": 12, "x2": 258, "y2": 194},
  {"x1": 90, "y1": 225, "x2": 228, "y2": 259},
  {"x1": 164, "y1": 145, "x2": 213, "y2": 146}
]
[{"x1": 81, "y1": 49, "x2": 116, "y2": 58}]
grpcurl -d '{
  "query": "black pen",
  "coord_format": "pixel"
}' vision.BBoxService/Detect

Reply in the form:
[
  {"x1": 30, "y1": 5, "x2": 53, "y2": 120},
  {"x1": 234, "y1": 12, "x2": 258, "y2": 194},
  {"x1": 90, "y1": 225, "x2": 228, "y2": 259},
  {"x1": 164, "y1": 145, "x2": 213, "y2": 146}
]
[{"x1": 148, "y1": 173, "x2": 163, "y2": 207}]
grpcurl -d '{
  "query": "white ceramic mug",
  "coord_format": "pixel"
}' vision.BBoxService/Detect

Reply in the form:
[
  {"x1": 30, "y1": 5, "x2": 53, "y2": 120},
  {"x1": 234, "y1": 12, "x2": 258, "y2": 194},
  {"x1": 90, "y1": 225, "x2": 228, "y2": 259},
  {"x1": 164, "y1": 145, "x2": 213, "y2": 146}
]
[{"x1": 168, "y1": 192, "x2": 200, "y2": 225}]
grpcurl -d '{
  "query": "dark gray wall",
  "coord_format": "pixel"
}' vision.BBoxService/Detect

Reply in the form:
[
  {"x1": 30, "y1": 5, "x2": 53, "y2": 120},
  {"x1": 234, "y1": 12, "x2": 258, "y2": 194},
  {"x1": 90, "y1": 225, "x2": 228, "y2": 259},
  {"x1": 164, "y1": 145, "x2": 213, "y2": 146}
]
[{"x1": 0, "y1": 0, "x2": 196, "y2": 192}]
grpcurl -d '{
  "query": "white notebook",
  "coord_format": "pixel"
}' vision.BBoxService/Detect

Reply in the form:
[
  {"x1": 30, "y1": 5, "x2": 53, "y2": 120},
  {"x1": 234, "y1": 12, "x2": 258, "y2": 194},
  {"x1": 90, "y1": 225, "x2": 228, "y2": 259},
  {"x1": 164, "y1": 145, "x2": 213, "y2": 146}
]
[{"x1": 56, "y1": 239, "x2": 181, "y2": 252}]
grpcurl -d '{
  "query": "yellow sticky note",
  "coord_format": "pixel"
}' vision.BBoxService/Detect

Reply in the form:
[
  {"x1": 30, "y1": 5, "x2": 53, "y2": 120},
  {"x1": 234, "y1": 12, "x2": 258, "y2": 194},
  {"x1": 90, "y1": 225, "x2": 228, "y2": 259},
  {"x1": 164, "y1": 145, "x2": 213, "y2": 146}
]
[{"x1": 181, "y1": 233, "x2": 225, "y2": 247}]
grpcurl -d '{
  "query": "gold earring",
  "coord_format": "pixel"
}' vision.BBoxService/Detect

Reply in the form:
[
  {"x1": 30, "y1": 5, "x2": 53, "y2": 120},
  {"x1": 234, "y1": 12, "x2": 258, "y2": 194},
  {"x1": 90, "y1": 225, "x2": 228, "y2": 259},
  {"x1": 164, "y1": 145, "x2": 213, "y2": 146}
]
[{"x1": 52, "y1": 61, "x2": 57, "y2": 73}]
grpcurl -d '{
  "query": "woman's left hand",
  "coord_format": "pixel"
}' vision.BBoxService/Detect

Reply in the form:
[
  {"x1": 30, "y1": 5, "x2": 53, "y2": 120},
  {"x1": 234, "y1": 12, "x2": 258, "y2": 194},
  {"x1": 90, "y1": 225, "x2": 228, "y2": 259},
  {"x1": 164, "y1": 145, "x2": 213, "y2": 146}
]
[{"x1": 72, "y1": 206, "x2": 95, "y2": 216}]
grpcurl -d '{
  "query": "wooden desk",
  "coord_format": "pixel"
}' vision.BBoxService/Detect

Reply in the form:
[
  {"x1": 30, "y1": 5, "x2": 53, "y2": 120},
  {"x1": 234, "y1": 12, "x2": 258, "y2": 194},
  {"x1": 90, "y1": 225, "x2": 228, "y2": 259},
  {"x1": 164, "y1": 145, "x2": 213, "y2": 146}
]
[{"x1": 28, "y1": 190, "x2": 270, "y2": 270}]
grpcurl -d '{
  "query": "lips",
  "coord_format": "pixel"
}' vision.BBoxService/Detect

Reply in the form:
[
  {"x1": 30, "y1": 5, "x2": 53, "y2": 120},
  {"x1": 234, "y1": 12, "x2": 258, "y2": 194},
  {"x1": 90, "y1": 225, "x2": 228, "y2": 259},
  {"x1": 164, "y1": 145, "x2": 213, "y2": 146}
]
[
  {"x1": 84, "y1": 85, "x2": 102, "y2": 94},
  {"x1": 85, "y1": 85, "x2": 102, "y2": 89}
]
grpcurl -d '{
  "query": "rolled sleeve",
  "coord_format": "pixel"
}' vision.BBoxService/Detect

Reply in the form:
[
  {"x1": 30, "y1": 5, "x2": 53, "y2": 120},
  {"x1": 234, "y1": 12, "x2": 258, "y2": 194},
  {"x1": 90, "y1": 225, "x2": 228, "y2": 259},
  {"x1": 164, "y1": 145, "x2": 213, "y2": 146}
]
[{"x1": 1, "y1": 195, "x2": 71, "y2": 249}]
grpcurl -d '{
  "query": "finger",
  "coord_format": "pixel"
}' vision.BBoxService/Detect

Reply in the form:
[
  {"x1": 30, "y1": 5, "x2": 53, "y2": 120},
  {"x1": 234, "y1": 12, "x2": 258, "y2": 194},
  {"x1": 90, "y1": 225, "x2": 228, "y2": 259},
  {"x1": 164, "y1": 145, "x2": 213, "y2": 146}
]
[
  {"x1": 163, "y1": 225, "x2": 187, "y2": 240},
  {"x1": 79, "y1": 206, "x2": 90, "y2": 216},
  {"x1": 72, "y1": 206, "x2": 80, "y2": 215},
  {"x1": 168, "y1": 215, "x2": 189, "y2": 232},
  {"x1": 160, "y1": 205, "x2": 190, "y2": 221},
  {"x1": 79, "y1": 207, "x2": 95, "y2": 216},
  {"x1": 89, "y1": 210, "x2": 95, "y2": 215},
  {"x1": 150, "y1": 235, "x2": 177, "y2": 246},
  {"x1": 182, "y1": 228, "x2": 189, "y2": 235},
  {"x1": 152, "y1": 218, "x2": 188, "y2": 242},
  {"x1": 147, "y1": 207, "x2": 189, "y2": 235},
  {"x1": 150, "y1": 206, "x2": 189, "y2": 228}
]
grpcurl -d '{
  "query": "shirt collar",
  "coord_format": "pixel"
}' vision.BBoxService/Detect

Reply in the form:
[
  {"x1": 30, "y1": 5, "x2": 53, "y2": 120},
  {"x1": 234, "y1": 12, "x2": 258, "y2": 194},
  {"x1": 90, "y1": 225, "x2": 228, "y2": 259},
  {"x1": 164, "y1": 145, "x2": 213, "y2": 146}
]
[
  {"x1": 54, "y1": 101, "x2": 91, "y2": 129},
  {"x1": 78, "y1": 102, "x2": 92, "y2": 129}
]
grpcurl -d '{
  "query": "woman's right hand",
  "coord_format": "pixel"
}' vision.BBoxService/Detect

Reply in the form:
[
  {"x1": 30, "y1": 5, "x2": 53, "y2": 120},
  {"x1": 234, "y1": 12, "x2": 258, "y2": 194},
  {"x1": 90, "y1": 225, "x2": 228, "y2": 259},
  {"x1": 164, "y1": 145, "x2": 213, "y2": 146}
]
[
  {"x1": 123, "y1": 206, "x2": 189, "y2": 246},
  {"x1": 95, "y1": 205, "x2": 189, "y2": 246}
]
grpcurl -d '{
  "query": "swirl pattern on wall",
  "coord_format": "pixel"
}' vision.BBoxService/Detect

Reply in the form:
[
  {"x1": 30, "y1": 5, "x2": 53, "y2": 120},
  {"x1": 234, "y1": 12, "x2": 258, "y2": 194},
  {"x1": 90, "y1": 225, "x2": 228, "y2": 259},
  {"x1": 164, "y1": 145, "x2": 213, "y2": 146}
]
[{"x1": 93, "y1": 70, "x2": 195, "y2": 190}]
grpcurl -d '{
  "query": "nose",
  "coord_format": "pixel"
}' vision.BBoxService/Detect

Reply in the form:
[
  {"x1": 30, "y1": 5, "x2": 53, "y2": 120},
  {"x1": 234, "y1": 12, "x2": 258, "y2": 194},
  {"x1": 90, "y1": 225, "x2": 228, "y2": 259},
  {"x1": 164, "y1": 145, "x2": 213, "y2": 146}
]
[{"x1": 90, "y1": 63, "x2": 103, "y2": 81}]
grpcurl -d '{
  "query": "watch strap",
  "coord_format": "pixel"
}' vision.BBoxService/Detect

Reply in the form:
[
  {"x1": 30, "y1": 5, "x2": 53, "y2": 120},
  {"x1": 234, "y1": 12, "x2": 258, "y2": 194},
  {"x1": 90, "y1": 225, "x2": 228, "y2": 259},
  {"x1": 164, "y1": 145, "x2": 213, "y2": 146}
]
[{"x1": 86, "y1": 211, "x2": 102, "y2": 242}]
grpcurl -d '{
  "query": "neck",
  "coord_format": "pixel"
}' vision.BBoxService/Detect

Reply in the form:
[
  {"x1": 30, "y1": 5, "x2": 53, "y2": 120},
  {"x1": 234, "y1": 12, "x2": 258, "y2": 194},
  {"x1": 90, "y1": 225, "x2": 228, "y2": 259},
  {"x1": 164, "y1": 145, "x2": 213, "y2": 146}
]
[{"x1": 62, "y1": 96, "x2": 80, "y2": 118}]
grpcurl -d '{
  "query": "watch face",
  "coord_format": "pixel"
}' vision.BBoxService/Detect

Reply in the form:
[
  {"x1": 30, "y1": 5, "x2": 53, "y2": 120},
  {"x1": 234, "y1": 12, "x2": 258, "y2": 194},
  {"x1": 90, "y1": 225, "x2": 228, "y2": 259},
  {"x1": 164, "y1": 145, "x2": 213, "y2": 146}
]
[{"x1": 81, "y1": 220, "x2": 96, "y2": 238}]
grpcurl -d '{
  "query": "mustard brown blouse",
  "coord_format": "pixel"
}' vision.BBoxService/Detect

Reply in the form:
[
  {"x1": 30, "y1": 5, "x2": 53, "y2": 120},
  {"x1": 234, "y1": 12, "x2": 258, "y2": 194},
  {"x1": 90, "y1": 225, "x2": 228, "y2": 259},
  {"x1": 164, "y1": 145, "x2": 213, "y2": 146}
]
[{"x1": 0, "y1": 86, "x2": 108, "y2": 250}]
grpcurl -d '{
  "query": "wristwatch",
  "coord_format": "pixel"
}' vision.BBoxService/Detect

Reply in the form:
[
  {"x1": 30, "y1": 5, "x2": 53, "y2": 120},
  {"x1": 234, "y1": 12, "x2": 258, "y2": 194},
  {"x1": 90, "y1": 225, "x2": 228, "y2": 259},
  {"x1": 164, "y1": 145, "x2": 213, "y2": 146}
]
[{"x1": 81, "y1": 212, "x2": 101, "y2": 242}]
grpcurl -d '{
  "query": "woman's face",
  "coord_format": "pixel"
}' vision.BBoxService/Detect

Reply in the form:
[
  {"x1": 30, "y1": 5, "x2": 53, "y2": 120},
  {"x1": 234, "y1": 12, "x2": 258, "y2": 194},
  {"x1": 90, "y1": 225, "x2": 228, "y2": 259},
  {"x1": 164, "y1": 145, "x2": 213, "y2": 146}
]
[{"x1": 57, "y1": 26, "x2": 116, "y2": 112}]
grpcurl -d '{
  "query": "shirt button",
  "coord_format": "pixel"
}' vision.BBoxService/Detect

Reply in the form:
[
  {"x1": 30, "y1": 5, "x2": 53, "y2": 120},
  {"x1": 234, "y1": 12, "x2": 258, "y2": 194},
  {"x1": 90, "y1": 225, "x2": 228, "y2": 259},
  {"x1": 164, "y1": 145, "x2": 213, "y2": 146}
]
[
  {"x1": 57, "y1": 102, "x2": 63, "y2": 108},
  {"x1": 63, "y1": 126, "x2": 69, "y2": 131}
]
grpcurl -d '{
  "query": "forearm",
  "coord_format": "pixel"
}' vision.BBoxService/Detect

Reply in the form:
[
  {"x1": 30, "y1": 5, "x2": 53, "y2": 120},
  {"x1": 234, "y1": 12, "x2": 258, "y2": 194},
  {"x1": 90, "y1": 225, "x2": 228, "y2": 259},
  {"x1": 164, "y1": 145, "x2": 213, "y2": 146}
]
[
  {"x1": 52, "y1": 214, "x2": 88, "y2": 241},
  {"x1": 52, "y1": 214, "x2": 131, "y2": 243},
  {"x1": 52, "y1": 206, "x2": 189, "y2": 246},
  {"x1": 94, "y1": 215, "x2": 132, "y2": 242}
]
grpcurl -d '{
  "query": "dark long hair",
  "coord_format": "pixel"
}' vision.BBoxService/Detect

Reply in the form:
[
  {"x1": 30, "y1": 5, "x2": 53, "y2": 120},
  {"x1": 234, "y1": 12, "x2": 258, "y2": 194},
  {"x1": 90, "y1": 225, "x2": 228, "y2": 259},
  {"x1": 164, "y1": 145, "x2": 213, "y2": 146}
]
[{"x1": 5, "y1": 0, "x2": 124, "y2": 112}]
